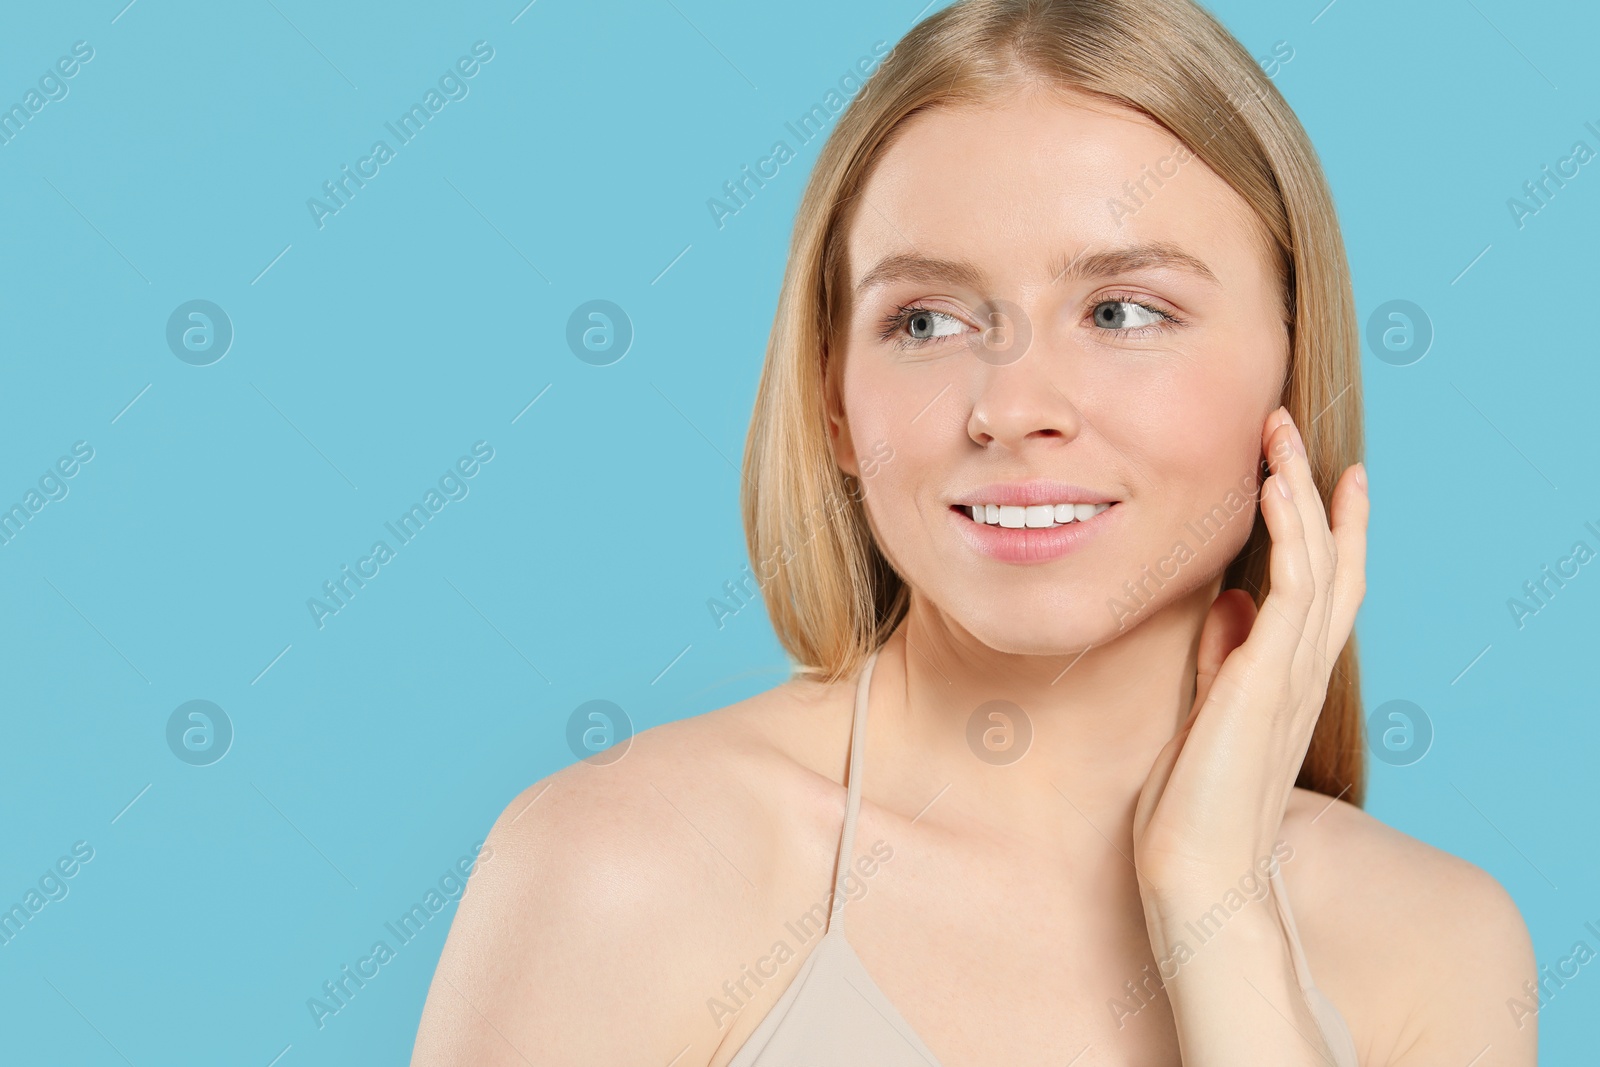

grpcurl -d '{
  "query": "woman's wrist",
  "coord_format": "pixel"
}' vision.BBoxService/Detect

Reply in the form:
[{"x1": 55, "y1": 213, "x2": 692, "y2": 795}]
[
  {"x1": 1134, "y1": 838, "x2": 1292, "y2": 922},
  {"x1": 1140, "y1": 899, "x2": 1335, "y2": 1065}
]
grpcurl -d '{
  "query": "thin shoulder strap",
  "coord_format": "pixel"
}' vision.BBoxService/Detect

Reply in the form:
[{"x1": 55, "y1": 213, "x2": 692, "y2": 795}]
[
  {"x1": 1268, "y1": 862, "x2": 1317, "y2": 994},
  {"x1": 1268, "y1": 862, "x2": 1361, "y2": 1064},
  {"x1": 826, "y1": 646, "x2": 879, "y2": 934}
]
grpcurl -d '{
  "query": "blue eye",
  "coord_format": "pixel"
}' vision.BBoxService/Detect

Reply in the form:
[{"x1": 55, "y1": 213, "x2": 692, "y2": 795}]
[
  {"x1": 877, "y1": 294, "x2": 1185, "y2": 351},
  {"x1": 906, "y1": 308, "x2": 964, "y2": 340},
  {"x1": 1092, "y1": 298, "x2": 1171, "y2": 331},
  {"x1": 878, "y1": 305, "x2": 968, "y2": 349}
]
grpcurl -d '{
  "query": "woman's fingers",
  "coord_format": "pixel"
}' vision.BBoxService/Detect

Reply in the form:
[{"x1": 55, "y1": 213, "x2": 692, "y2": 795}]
[
  {"x1": 1132, "y1": 725, "x2": 1188, "y2": 846},
  {"x1": 1244, "y1": 407, "x2": 1367, "y2": 750},
  {"x1": 1193, "y1": 588, "x2": 1258, "y2": 713},
  {"x1": 1326, "y1": 461, "x2": 1370, "y2": 651},
  {"x1": 1282, "y1": 415, "x2": 1343, "y2": 699},
  {"x1": 1266, "y1": 411, "x2": 1337, "y2": 632},
  {"x1": 1245, "y1": 410, "x2": 1317, "y2": 679}
]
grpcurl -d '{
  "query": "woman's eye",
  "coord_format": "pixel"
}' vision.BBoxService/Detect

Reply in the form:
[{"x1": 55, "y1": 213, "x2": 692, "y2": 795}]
[
  {"x1": 904, "y1": 307, "x2": 965, "y2": 342},
  {"x1": 1092, "y1": 299, "x2": 1168, "y2": 331}
]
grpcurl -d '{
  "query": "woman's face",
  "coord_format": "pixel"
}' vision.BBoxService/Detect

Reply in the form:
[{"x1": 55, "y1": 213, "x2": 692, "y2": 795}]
[{"x1": 827, "y1": 87, "x2": 1290, "y2": 654}]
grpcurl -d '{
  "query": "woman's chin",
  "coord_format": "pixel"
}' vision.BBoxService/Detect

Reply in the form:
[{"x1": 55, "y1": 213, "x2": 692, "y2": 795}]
[{"x1": 954, "y1": 613, "x2": 1113, "y2": 658}]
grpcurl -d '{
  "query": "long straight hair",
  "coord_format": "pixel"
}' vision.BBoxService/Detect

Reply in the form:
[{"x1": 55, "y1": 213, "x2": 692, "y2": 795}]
[{"x1": 740, "y1": 0, "x2": 1365, "y2": 805}]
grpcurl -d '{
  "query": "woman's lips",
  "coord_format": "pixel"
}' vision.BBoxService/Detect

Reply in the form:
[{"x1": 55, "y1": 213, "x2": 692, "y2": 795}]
[
  {"x1": 948, "y1": 501, "x2": 1120, "y2": 564},
  {"x1": 952, "y1": 480, "x2": 1117, "y2": 508}
]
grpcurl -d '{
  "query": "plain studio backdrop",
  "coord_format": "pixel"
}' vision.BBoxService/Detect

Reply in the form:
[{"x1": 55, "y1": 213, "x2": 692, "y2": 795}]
[{"x1": 0, "y1": 0, "x2": 1594, "y2": 1063}]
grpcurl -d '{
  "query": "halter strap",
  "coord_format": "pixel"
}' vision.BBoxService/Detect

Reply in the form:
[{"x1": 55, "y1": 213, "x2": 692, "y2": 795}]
[{"x1": 827, "y1": 646, "x2": 879, "y2": 932}]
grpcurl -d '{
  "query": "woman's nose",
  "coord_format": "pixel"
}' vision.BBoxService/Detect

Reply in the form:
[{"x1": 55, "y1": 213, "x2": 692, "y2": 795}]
[{"x1": 965, "y1": 307, "x2": 1083, "y2": 450}]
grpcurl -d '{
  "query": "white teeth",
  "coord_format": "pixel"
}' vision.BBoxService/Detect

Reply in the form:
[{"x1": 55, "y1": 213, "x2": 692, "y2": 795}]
[{"x1": 966, "y1": 501, "x2": 1111, "y2": 527}]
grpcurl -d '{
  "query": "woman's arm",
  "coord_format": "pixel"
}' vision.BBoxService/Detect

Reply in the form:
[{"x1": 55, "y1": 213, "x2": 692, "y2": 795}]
[
  {"x1": 1141, "y1": 878, "x2": 1342, "y2": 1063},
  {"x1": 1144, "y1": 859, "x2": 1535, "y2": 1064},
  {"x1": 1130, "y1": 411, "x2": 1356, "y2": 876},
  {"x1": 1130, "y1": 407, "x2": 1363, "y2": 1063},
  {"x1": 1130, "y1": 408, "x2": 1535, "y2": 1063}
]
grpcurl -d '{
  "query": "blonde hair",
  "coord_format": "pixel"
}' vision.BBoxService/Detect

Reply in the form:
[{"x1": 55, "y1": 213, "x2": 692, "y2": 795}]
[{"x1": 740, "y1": 0, "x2": 1365, "y2": 805}]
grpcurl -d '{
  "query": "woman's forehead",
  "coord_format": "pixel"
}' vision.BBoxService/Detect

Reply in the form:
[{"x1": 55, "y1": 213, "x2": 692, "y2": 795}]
[{"x1": 846, "y1": 92, "x2": 1268, "y2": 294}]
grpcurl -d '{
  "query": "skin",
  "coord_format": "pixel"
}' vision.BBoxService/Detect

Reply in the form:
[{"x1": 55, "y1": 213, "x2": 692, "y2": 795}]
[{"x1": 410, "y1": 88, "x2": 1537, "y2": 1066}]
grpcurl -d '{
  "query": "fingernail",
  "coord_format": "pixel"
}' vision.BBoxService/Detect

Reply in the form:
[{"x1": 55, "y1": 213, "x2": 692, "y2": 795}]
[
  {"x1": 1354, "y1": 462, "x2": 1367, "y2": 491},
  {"x1": 1288, "y1": 419, "x2": 1305, "y2": 457},
  {"x1": 1276, "y1": 474, "x2": 1292, "y2": 500}
]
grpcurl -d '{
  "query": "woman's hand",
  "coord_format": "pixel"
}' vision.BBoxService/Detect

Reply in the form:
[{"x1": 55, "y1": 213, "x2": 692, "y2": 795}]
[
  {"x1": 1124, "y1": 405, "x2": 1369, "y2": 1061},
  {"x1": 1129, "y1": 405, "x2": 1369, "y2": 902}
]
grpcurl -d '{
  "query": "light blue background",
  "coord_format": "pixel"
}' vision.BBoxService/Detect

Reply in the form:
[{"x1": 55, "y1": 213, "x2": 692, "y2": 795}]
[{"x1": 0, "y1": 0, "x2": 1595, "y2": 1062}]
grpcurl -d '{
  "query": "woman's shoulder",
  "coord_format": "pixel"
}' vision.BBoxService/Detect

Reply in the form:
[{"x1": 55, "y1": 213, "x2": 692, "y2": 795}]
[
  {"x1": 493, "y1": 668, "x2": 855, "y2": 880},
  {"x1": 411, "y1": 670, "x2": 858, "y2": 1063},
  {"x1": 1278, "y1": 787, "x2": 1537, "y2": 1055},
  {"x1": 1279, "y1": 786, "x2": 1529, "y2": 938},
  {"x1": 482, "y1": 666, "x2": 858, "y2": 933}
]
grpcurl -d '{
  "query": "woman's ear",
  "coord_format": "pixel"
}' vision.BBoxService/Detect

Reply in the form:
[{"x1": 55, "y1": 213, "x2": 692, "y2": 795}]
[{"x1": 822, "y1": 345, "x2": 861, "y2": 479}]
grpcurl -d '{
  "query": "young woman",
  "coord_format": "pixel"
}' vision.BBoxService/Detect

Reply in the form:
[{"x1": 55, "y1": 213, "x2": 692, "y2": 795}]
[{"x1": 411, "y1": 1, "x2": 1536, "y2": 1063}]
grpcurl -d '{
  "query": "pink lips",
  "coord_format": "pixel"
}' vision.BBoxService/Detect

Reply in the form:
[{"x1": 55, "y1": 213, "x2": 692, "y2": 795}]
[
  {"x1": 952, "y1": 480, "x2": 1118, "y2": 508},
  {"x1": 949, "y1": 499, "x2": 1120, "y2": 564}
]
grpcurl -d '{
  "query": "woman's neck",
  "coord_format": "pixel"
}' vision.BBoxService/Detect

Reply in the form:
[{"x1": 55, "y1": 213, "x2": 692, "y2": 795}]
[{"x1": 868, "y1": 582, "x2": 1222, "y2": 849}]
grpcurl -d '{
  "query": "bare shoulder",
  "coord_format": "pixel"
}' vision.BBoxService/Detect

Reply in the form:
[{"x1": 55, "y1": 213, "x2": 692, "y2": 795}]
[
  {"x1": 409, "y1": 670, "x2": 854, "y2": 1067},
  {"x1": 1279, "y1": 788, "x2": 1538, "y2": 1064}
]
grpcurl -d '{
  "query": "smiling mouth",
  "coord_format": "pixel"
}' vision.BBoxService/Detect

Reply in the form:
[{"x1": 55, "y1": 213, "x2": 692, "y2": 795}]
[{"x1": 952, "y1": 501, "x2": 1117, "y2": 529}]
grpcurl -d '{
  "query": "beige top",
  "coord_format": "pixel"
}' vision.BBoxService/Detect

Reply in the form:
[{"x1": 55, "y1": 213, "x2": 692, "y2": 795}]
[{"x1": 726, "y1": 646, "x2": 1360, "y2": 1066}]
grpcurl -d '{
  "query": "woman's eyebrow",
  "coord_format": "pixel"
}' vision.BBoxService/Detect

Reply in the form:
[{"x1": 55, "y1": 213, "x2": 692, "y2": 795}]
[
  {"x1": 1049, "y1": 242, "x2": 1219, "y2": 286},
  {"x1": 853, "y1": 252, "x2": 986, "y2": 298},
  {"x1": 853, "y1": 241, "x2": 1219, "y2": 299}
]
